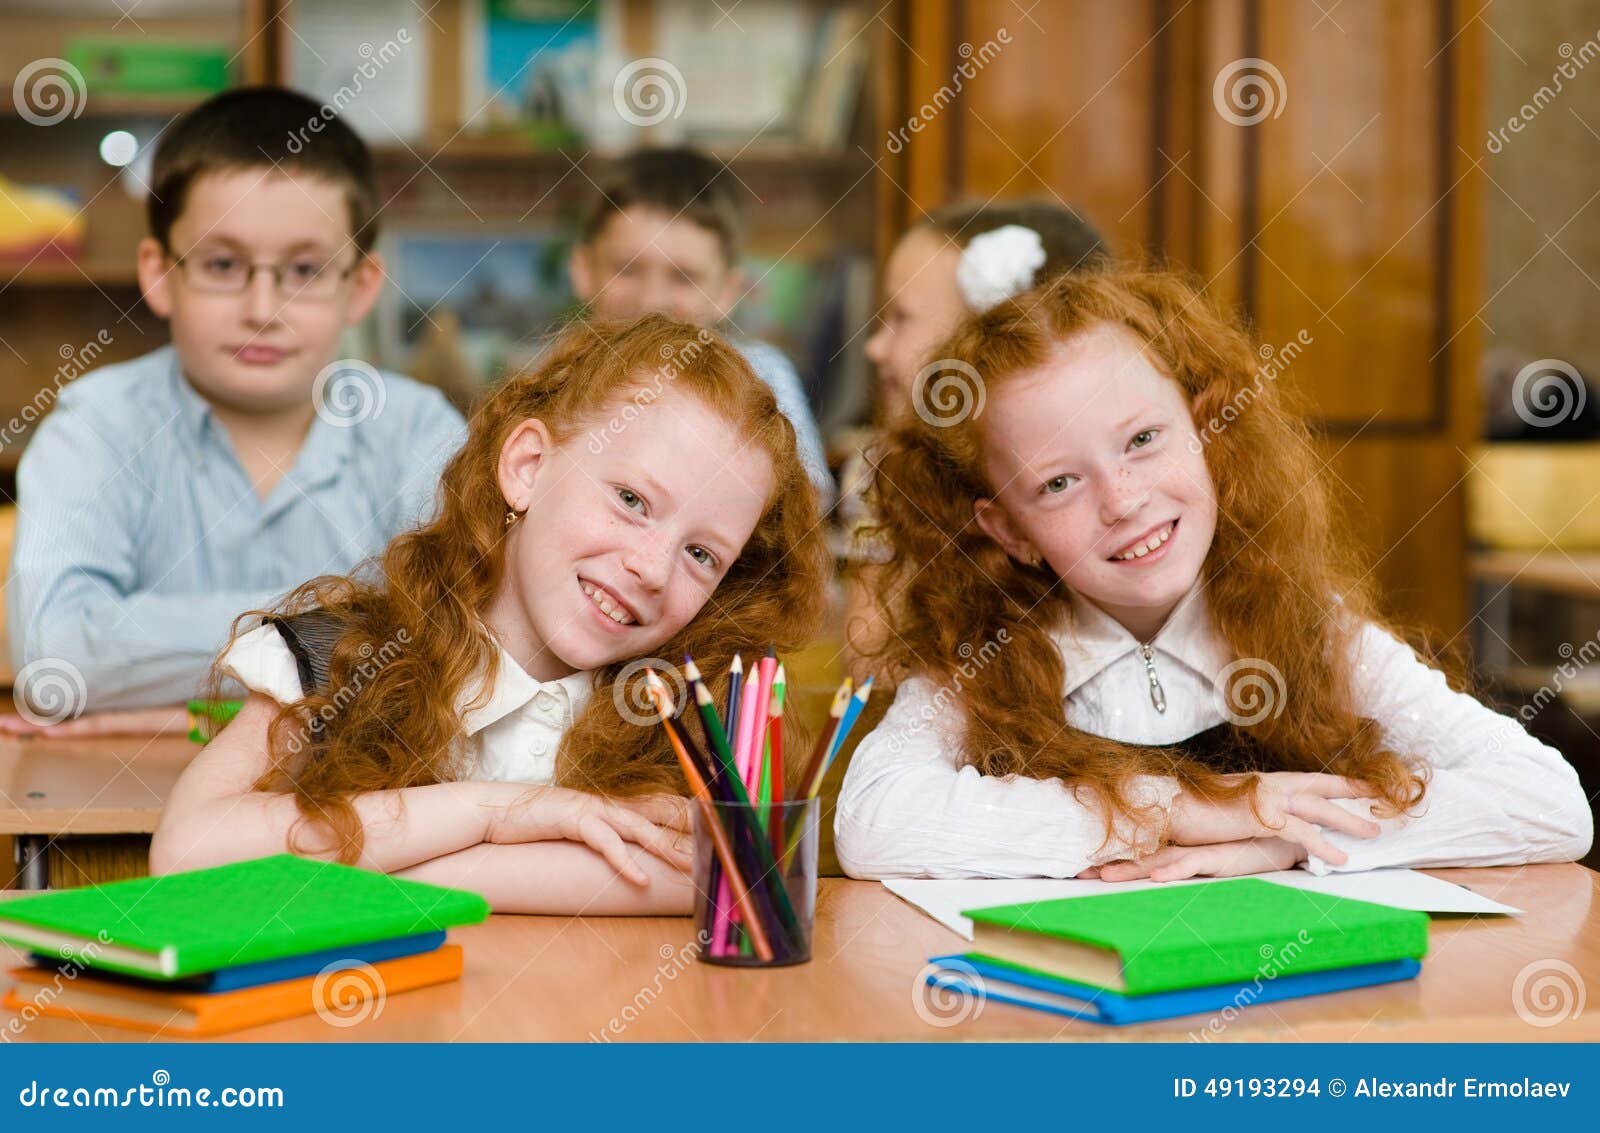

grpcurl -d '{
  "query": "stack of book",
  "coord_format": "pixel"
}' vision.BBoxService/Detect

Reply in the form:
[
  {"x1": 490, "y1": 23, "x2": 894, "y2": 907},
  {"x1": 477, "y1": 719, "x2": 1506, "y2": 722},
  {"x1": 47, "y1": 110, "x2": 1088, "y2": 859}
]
[
  {"x1": 0, "y1": 854, "x2": 489, "y2": 1036},
  {"x1": 924, "y1": 878, "x2": 1429, "y2": 1026}
]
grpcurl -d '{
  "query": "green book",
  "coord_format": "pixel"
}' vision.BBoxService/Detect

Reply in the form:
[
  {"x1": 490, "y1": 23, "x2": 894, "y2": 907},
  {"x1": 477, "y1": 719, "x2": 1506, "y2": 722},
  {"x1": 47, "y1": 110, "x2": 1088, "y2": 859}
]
[
  {"x1": 963, "y1": 878, "x2": 1429, "y2": 996},
  {"x1": 0, "y1": 854, "x2": 489, "y2": 980}
]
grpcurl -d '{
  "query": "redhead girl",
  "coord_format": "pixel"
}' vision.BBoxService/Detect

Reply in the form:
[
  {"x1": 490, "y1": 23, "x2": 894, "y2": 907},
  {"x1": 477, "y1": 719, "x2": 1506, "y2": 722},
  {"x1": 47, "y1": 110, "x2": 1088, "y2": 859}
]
[
  {"x1": 835, "y1": 266, "x2": 1591, "y2": 881},
  {"x1": 152, "y1": 315, "x2": 829, "y2": 913}
]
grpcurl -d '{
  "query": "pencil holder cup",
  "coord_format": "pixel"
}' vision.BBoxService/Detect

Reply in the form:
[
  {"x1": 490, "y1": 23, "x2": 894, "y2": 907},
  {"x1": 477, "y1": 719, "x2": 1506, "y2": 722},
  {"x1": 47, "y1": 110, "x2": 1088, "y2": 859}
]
[{"x1": 692, "y1": 797, "x2": 820, "y2": 967}]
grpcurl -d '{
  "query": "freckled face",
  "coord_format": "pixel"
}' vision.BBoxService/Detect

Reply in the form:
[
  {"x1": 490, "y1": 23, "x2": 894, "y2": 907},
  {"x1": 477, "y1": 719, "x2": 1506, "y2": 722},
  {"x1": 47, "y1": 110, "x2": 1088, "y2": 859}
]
[
  {"x1": 974, "y1": 323, "x2": 1218, "y2": 640},
  {"x1": 490, "y1": 384, "x2": 775, "y2": 679}
]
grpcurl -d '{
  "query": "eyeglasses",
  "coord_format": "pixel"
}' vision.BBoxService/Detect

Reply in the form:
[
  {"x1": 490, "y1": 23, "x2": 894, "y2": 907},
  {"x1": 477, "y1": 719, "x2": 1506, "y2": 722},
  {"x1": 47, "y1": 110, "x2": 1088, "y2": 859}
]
[{"x1": 165, "y1": 247, "x2": 358, "y2": 301}]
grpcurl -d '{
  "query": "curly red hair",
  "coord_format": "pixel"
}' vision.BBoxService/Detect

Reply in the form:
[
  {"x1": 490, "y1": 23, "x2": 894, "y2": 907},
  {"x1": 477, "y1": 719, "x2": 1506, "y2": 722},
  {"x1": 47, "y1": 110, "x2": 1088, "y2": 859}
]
[
  {"x1": 214, "y1": 315, "x2": 830, "y2": 863},
  {"x1": 865, "y1": 265, "x2": 1426, "y2": 841}
]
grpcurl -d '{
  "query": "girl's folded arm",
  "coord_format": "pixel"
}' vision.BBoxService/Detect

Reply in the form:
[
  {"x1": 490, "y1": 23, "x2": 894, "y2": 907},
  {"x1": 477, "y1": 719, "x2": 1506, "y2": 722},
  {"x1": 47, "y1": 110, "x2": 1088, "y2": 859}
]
[
  {"x1": 392, "y1": 840, "x2": 693, "y2": 915},
  {"x1": 1307, "y1": 623, "x2": 1595, "y2": 873},
  {"x1": 150, "y1": 693, "x2": 517, "y2": 876},
  {"x1": 832, "y1": 677, "x2": 1179, "y2": 879}
]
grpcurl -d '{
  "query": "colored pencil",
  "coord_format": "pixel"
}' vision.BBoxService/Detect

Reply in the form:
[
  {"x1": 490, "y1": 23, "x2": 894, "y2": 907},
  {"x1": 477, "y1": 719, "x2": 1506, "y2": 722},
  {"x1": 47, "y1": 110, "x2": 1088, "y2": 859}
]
[
  {"x1": 683, "y1": 662, "x2": 754, "y2": 955},
  {"x1": 797, "y1": 678, "x2": 852, "y2": 800},
  {"x1": 683, "y1": 659, "x2": 734, "y2": 779},
  {"x1": 724, "y1": 654, "x2": 744, "y2": 760},
  {"x1": 644, "y1": 671, "x2": 773, "y2": 961},
  {"x1": 783, "y1": 677, "x2": 877, "y2": 865},
  {"x1": 823, "y1": 677, "x2": 875, "y2": 775},
  {"x1": 768, "y1": 665, "x2": 786, "y2": 858},
  {"x1": 733, "y1": 659, "x2": 761, "y2": 787},
  {"x1": 745, "y1": 650, "x2": 777, "y2": 798}
]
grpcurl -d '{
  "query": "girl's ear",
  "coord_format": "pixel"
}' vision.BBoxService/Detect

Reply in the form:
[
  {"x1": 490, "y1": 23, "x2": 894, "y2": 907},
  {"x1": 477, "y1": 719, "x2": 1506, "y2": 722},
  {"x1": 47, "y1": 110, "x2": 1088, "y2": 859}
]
[
  {"x1": 973, "y1": 496, "x2": 1040, "y2": 567},
  {"x1": 497, "y1": 418, "x2": 555, "y2": 511}
]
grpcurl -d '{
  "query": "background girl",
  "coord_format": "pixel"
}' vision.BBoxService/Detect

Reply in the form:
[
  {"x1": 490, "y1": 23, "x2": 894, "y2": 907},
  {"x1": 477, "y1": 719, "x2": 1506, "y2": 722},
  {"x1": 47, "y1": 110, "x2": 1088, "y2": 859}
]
[
  {"x1": 152, "y1": 315, "x2": 830, "y2": 913},
  {"x1": 836, "y1": 266, "x2": 1592, "y2": 881},
  {"x1": 840, "y1": 200, "x2": 1105, "y2": 672}
]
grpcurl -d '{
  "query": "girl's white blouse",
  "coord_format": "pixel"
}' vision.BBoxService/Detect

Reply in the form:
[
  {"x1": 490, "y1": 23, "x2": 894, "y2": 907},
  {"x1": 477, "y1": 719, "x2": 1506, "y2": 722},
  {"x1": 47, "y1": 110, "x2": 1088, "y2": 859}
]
[
  {"x1": 834, "y1": 589, "x2": 1592, "y2": 879},
  {"x1": 221, "y1": 622, "x2": 594, "y2": 784}
]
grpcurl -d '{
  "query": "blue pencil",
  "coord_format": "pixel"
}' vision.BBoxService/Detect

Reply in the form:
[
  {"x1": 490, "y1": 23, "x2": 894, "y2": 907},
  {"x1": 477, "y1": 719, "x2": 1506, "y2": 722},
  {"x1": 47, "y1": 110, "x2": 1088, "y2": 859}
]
[
  {"x1": 724, "y1": 654, "x2": 743, "y2": 746},
  {"x1": 823, "y1": 676, "x2": 874, "y2": 772}
]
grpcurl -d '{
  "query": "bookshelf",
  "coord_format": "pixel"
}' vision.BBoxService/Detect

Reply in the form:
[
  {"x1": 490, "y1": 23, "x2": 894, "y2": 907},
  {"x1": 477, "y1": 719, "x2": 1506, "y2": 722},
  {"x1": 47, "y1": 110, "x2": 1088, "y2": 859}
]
[{"x1": 0, "y1": 0, "x2": 884, "y2": 487}]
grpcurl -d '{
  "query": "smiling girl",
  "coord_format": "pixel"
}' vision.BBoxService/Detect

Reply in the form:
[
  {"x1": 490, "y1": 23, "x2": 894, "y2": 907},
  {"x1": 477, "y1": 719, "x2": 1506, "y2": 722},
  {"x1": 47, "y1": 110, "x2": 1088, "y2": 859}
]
[
  {"x1": 151, "y1": 315, "x2": 829, "y2": 913},
  {"x1": 834, "y1": 266, "x2": 1592, "y2": 881}
]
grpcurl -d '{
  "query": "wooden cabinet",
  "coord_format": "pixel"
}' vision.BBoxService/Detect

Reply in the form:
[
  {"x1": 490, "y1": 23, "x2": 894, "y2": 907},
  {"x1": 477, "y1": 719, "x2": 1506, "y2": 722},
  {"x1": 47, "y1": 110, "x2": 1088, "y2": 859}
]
[{"x1": 880, "y1": 0, "x2": 1484, "y2": 636}]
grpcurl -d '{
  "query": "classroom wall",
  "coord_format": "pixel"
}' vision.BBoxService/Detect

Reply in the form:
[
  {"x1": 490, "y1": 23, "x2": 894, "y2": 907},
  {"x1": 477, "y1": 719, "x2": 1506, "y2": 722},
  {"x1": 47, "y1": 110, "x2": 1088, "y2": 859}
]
[{"x1": 1484, "y1": 0, "x2": 1600, "y2": 378}]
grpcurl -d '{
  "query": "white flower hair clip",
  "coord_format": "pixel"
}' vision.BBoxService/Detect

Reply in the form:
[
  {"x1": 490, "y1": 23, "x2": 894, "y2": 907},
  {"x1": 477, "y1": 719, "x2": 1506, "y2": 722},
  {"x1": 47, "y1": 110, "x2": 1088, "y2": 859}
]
[{"x1": 955, "y1": 224, "x2": 1047, "y2": 312}]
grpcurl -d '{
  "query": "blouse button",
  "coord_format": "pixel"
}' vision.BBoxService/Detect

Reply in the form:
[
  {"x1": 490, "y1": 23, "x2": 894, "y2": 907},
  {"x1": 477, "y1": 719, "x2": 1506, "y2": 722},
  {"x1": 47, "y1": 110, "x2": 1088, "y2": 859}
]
[{"x1": 532, "y1": 691, "x2": 559, "y2": 718}]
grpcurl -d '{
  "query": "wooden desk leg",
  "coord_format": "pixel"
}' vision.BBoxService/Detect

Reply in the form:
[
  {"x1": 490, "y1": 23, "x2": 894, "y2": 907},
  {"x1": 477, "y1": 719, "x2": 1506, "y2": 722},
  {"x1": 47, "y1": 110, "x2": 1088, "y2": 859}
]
[{"x1": 14, "y1": 835, "x2": 48, "y2": 890}]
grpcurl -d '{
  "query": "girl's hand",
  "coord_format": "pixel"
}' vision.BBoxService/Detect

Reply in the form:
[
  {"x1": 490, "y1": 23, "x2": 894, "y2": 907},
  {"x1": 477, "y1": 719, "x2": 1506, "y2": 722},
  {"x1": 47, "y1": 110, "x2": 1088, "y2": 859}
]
[
  {"x1": 615, "y1": 793, "x2": 693, "y2": 835},
  {"x1": 1167, "y1": 773, "x2": 1380, "y2": 866},
  {"x1": 0, "y1": 705, "x2": 190, "y2": 738},
  {"x1": 484, "y1": 787, "x2": 693, "y2": 884},
  {"x1": 1090, "y1": 837, "x2": 1305, "y2": 883}
]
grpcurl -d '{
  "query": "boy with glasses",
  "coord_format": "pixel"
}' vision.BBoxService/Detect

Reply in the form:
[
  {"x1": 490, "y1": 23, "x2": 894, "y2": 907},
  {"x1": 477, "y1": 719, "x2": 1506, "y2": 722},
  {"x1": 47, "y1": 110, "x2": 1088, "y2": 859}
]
[{"x1": 5, "y1": 87, "x2": 465, "y2": 724}]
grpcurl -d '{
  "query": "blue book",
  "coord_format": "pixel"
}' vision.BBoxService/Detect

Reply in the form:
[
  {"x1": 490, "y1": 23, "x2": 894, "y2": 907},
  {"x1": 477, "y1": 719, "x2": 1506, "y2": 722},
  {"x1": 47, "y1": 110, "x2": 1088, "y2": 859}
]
[
  {"x1": 925, "y1": 953, "x2": 1421, "y2": 1026},
  {"x1": 31, "y1": 931, "x2": 447, "y2": 994}
]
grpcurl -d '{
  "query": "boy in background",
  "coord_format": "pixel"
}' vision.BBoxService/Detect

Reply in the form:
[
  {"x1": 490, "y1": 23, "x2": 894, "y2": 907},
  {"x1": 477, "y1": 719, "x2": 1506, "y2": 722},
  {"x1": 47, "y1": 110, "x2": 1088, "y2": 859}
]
[
  {"x1": 568, "y1": 147, "x2": 834, "y2": 502},
  {"x1": 5, "y1": 87, "x2": 465, "y2": 728}
]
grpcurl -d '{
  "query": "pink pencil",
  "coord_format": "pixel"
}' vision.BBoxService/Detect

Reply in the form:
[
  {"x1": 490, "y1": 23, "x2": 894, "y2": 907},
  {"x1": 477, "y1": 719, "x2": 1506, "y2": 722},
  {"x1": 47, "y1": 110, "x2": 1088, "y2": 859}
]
[
  {"x1": 732, "y1": 662, "x2": 761, "y2": 785},
  {"x1": 744, "y1": 652, "x2": 777, "y2": 792}
]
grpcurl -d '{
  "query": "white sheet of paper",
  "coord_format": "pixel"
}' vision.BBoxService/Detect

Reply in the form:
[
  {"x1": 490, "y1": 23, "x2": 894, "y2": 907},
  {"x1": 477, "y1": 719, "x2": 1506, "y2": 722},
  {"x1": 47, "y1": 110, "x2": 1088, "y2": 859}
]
[{"x1": 884, "y1": 869, "x2": 1524, "y2": 941}]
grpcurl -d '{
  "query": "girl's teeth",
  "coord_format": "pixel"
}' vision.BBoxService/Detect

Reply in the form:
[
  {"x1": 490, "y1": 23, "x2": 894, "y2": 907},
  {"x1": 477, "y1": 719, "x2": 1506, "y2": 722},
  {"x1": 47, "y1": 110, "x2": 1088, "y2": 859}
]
[
  {"x1": 1117, "y1": 524, "x2": 1172, "y2": 560},
  {"x1": 581, "y1": 581, "x2": 633, "y2": 624}
]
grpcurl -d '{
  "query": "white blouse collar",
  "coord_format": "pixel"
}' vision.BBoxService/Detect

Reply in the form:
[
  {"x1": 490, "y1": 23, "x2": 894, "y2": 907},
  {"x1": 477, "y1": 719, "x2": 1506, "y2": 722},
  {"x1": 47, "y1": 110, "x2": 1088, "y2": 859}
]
[
  {"x1": 1053, "y1": 581, "x2": 1233, "y2": 699},
  {"x1": 456, "y1": 643, "x2": 595, "y2": 735}
]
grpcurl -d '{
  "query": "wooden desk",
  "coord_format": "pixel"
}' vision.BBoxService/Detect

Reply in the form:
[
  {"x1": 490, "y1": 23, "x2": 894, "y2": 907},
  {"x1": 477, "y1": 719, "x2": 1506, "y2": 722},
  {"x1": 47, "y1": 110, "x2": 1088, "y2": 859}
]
[
  {"x1": 3, "y1": 864, "x2": 1597, "y2": 1041},
  {"x1": 0, "y1": 736, "x2": 193, "y2": 889}
]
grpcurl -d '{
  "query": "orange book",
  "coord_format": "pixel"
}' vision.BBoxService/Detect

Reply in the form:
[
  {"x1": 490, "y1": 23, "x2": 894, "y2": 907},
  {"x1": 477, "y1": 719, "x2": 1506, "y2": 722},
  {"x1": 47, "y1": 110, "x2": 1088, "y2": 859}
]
[{"x1": 3, "y1": 945, "x2": 462, "y2": 1037}]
